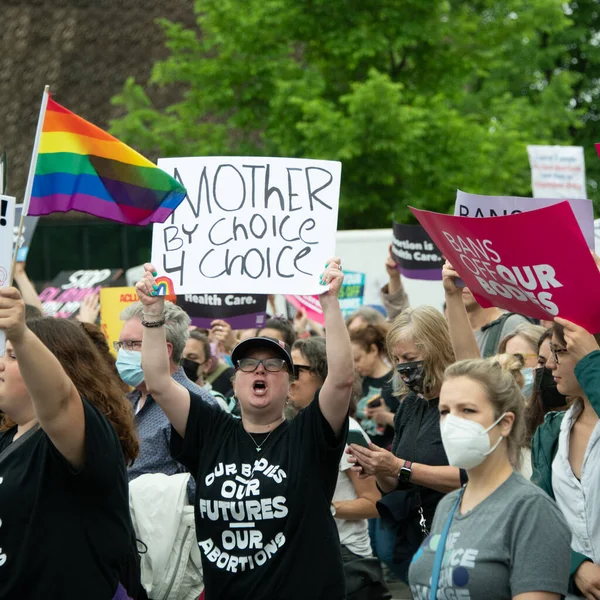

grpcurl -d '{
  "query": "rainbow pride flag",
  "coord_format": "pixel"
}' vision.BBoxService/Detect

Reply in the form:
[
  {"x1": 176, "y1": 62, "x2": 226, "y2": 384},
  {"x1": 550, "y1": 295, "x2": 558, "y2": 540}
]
[{"x1": 28, "y1": 95, "x2": 186, "y2": 225}]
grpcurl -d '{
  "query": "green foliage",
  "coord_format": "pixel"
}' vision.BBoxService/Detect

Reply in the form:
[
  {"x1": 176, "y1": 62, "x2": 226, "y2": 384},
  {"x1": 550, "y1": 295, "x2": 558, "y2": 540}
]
[{"x1": 111, "y1": 0, "x2": 595, "y2": 229}]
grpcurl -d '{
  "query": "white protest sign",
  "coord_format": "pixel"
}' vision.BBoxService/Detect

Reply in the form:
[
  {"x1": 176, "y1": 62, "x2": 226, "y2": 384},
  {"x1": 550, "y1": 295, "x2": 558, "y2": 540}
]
[
  {"x1": 454, "y1": 190, "x2": 595, "y2": 249},
  {"x1": 151, "y1": 157, "x2": 341, "y2": 295},
  {"x1": 527, "y1": 145, "x2": 586, "y2": 199},
  {"x1": 0, "y1": 196, "x2": 16, "y2": 355}
]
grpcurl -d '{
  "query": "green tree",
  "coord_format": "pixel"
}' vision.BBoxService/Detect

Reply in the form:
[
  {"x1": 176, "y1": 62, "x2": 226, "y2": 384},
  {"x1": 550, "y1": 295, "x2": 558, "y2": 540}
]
[{"x1": 111, "y1": 0, "x2": 584, "y2": 229}]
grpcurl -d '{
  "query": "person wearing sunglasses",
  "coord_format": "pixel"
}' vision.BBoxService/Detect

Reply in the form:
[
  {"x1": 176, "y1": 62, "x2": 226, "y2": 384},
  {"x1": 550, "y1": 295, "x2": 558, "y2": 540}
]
[
  {"x1": 135, "y1": 259, "x2": 354, "y2": 600},
  {"x1": 347, "y1": 306, "x2": 464, "y2": 582},
  {"x1": 532, "y1": 318, "x2": 600, "y2": 599}
]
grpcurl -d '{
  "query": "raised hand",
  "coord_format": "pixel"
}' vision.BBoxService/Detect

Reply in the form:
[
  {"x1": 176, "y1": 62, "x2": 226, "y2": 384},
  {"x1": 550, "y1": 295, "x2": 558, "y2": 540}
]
[
  {"x1": 211, "y1": 319, "x2": 236, "y2": 353},
  {"x1": 319, "y1": 257, "x2": 344, "y2": 303},
  {"x1": 76, "y1": 292, "x2": 100, "y2": 324},
  {"x1": 442, "y1": 260, "x2": 462, "y2": 296},
  {"x1": 135, "y1": 264, "x2": 165, "y2": 315},
  {"x1": 554, "y1": 317, "x2": 600, "y2": 362},
  {"x1": 0, "y1": 287, "x2": 26, "y2": 342}
]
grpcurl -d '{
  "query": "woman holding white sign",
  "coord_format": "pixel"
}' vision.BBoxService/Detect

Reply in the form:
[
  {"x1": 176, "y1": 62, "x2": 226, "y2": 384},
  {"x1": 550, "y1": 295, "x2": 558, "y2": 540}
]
[{"x1": 136, "y1": 259, "x2": 354, "y2": 600}]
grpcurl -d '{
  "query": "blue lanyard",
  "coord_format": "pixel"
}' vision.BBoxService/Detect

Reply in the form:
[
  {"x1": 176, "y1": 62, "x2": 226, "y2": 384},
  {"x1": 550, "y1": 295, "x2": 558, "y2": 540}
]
[{"x1": 429, "y1": 486, "x2": 465, "y2": 600}]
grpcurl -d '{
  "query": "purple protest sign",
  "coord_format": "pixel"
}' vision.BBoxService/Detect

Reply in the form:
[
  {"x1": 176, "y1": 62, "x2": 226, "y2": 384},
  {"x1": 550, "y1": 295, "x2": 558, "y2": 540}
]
[
  {"x1": 392, "y1": 221, "x2": 443, "y2": 280},
  {"x1": 177, "y1": 293, "x2": 268, "y2": 329},
  {"x1": 455, "y1": 190, "x2": 594, "y2": 249}
]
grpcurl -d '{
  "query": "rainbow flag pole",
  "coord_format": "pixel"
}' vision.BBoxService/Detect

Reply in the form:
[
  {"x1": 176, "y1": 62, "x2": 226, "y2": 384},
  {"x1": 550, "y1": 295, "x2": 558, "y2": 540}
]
[
  {"x1": 22, "y1": 86, "x2": 186, "y2": 228},
  {"x1": 22, "y1": 86, "x2": 50, "y2": 217},
  {"x1": 11, "y1": 85, "x2": 50, "y2": 284}
]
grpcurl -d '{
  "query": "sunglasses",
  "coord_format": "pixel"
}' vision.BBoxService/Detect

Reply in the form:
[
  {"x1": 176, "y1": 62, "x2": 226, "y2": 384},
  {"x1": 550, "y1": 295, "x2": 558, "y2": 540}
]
[
  {"x1": 293, "y1": 364, "x2": 312, "y2": 380},
  {"x1": 510, "y1": 353, "x2": 537, "y2": 364}
]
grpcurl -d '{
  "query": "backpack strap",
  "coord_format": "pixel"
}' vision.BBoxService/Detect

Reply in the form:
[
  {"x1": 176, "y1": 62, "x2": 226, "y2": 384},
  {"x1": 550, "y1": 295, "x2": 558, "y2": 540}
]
[{"x1": 481, "y1": 312, "x2": 536, "y2": 358}]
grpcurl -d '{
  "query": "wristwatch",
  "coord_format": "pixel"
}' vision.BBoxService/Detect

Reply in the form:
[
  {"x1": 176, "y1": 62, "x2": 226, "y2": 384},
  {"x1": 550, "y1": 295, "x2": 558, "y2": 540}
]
[{"x1": 398, "y1": 460, "x2": 413, "y2": 484}]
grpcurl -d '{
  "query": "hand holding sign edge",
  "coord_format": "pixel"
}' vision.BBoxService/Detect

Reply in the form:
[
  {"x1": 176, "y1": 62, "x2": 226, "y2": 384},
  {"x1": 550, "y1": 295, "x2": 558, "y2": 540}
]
[{"x1": 319, "y1": 257, "x2": 343, "y2": 307}]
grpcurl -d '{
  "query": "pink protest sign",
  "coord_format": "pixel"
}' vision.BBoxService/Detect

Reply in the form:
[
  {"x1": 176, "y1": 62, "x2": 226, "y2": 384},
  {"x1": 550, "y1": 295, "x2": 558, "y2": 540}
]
[
  {"x1": 285, "y1": 294, "x2": 325, "y2": 325},
  {"x1": 411, "y1": 202, "x2": 600, "y2": 332}
]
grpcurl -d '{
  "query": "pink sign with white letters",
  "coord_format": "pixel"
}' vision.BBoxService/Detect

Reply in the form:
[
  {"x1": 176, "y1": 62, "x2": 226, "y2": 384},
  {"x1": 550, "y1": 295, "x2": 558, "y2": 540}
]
[{"x1": 411, "y1": 202, "x2": 600, "y2": 332}]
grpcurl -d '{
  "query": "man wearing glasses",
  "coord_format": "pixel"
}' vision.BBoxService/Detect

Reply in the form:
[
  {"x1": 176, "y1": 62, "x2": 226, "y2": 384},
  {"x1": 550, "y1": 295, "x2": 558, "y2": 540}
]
[{"x1": 117, "y1": 301, "x2": 218, "y2": 492}]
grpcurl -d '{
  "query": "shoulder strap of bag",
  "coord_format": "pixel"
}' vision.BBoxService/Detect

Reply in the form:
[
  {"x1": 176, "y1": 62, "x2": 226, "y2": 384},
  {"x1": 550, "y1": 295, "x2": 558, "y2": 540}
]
[
  {"x1": 429, "y1": 486, "x2": 465, "y2": 600},
  {"x1": 481, "y1": 313, "x2": 512, "y2": 358},
  {"x1": 0, "y1": 423, "x2": 40, "y2": 466},
  {"x1": 409, "y1": 398, "x2": 426, "y2": 462}
]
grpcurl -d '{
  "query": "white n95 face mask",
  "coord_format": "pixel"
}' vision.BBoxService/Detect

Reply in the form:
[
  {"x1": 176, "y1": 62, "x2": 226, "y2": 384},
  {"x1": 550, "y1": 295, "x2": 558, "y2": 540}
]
[{"x1": 440, "y1": 412, "x2": 507, "y2": 470}]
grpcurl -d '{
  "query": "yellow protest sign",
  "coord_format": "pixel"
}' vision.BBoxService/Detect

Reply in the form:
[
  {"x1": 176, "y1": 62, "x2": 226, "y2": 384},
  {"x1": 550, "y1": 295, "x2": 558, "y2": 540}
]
[{"x1": 100, "y1": 287, "x2": 139, "y2": 356}]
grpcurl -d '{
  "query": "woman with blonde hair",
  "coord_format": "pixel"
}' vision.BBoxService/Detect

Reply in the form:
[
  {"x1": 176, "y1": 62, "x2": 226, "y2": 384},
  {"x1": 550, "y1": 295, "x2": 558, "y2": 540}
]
[
  {"x1": 409, "y1": 358, "x2": 570, "y2": 599},
  {"x1": 498, "y1": 322, "x2": 549, "y2": 368},
  {"x1": 348, "y1": 306, "x2": 464, "y2": 581}
]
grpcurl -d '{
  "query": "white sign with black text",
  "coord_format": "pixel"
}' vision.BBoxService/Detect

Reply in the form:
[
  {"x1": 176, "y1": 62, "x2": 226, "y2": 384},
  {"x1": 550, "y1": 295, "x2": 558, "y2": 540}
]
[
  {"x1": 0, "y1": 196, "x2": 16, "y2": 354},
  {"x1": 151, "y1": 157, "x2": 341, "y2": 295}
]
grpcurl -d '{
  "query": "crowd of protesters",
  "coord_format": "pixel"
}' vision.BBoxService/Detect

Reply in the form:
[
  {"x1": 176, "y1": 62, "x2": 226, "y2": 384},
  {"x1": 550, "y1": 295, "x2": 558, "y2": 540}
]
[{"x1": 0, "y1": 243, "x2": 598, "y2": 600}]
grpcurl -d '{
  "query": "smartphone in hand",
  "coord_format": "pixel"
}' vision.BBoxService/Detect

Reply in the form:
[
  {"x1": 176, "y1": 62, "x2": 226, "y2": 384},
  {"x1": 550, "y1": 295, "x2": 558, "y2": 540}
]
[{"x1": 346, "y1": 429, "x2": 370, "y2": 448}]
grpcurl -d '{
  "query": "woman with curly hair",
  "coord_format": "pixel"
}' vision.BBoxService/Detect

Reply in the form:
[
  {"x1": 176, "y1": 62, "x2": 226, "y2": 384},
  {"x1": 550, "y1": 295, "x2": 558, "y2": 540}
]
[
  {"x1": 0, "y1": 287, "x2": 139, "y2": 599},
  {"x1": 79, "y1": 321, "x2": 131, "y2": 395}
]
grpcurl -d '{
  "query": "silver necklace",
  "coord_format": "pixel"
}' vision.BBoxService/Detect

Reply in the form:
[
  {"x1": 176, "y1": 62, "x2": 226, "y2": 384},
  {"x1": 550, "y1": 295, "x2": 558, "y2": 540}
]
[{"x1": 244, "y1": 419, "x2": 283, "y2": 452}]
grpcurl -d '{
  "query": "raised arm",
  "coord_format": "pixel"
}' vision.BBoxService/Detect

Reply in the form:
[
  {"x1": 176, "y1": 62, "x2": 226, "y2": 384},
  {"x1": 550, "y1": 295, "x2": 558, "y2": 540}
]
[
  {"x1": 0, "y1": 288, "x2": 85, "y2": 468},
  {"x1": 136, "y1": 264, "x2": 190, "y2": 437},
  {"x1": 443, "y1": 261, "x2": 480, "y2": 360},
  {"x1": 318, "y1": 258, "x2": 355, "y2": 435},
  {"x1": 13, "y1": 262, "x2": 44, "y2": 314}
]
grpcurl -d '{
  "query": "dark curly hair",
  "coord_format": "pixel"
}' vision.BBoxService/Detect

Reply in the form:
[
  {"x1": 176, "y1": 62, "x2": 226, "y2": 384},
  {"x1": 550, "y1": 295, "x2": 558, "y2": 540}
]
[
  {"x1": 79, "y1": 322, "x2": 130, "y2": 395},
  {"x1": 349, "y1": 323, "x2": 389, "y2": 354},
  {"x1": 1, "y1": 318, "x2": 139, "y2": 465},
  {"x1": 258, "y1": 317, "x2": 297, "y2": 348}
]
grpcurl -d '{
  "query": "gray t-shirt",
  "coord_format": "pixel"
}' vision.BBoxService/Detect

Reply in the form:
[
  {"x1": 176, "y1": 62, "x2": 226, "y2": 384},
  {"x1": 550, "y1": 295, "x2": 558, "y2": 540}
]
[
  {"x1": 409, "y1": 472, "x2": 571, "y2": 600},
  {"x1": 474, "y1": 313, "x2": 531, "y2": 357}
]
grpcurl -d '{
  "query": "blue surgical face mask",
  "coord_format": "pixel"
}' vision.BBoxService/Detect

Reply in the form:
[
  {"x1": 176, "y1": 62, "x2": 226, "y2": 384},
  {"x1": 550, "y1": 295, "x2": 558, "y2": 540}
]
[
  {"x1": 521, "y1": 367, "x2": 534, "y2": 399},
  {"x1": 116, "y1": 349, "x2": 145, "y2": 388}
]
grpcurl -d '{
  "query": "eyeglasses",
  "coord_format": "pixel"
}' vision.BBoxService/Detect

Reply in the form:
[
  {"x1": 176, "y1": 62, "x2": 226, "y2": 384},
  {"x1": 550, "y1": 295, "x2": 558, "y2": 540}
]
[
  {"x1": 293, "y1": 364, "x2": 312, "y2": 379},
  {"x1": 237, "y1": 358, "x2": 287, "y2": 373},
  {"x1": 114, "y1": 340, "x2": 143, "y2": 352},
  {"x1": 548, "y1": 342, "x2": 567, "y2": 365}
]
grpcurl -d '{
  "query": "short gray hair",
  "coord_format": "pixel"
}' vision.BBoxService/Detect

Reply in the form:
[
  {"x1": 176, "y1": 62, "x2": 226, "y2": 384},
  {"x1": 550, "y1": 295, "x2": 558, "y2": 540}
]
[{"x1": 120, "y1": 301, "x2": 190, "y2": 364}]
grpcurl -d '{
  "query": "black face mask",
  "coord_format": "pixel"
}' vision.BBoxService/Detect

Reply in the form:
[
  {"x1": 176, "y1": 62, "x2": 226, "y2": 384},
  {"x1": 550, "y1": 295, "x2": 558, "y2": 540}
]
[
  {"x1": 396, "y1": 361, "x2": 425, "y2": 395},
  {"x1": 535, "y1": 367, "x2": 567, "y2": 411},
  {"x1": 182, "y1": 358, "x2": 201, "y2": 382}
]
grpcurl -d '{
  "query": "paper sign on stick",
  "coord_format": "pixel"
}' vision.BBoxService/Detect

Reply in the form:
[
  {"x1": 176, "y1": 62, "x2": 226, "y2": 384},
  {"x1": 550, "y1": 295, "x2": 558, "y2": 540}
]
[
  {"x1": 40, "y1": 269, "x2": 122, "y2": 319},
  {"x1": 455, "y1": 190, "x2": 594, "y2": 249},
  {"x1": 13, "y1": 206, "x2": 39, "y2": 262},
  {"x1": 527, "y1": 145, "x2": 586, "y2": 199},
  {"x1": 100, "y1": 287, "x2": 140, "y2": 356},
  {"x1": 285, "y1": 294, "x2": 325, "y2": 325},
  {"x1": 338, "y1": 271, "x2": 366, "y2": 317},
  {"x1": 151, "y1": 157, "x2": 342, "y2": 295},
  {"x1": 411, "y1": 202, "x2": 600, "y2": 332},
  {"x1": 178, "y1": 293, "x2": 268, "y2": 329},
  {"x1": 0, "y1": 196, "x2": 16, "y2": 354}
]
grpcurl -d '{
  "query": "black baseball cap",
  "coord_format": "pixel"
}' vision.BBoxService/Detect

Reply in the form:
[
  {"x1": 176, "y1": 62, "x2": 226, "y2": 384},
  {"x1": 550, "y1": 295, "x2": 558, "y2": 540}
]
[{"x1": 231, "y1": 336, "x2": 293, "y2": 372}]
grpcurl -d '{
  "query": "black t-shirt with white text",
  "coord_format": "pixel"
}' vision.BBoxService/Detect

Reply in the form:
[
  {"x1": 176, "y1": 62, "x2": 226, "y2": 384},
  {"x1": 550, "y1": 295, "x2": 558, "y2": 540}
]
[
  {"x1": 171, "y1": 390, "x2": 348, "y2": 600},
  {"x1": 0, "y1": 399, "x2": 132, "y2": 599}
]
